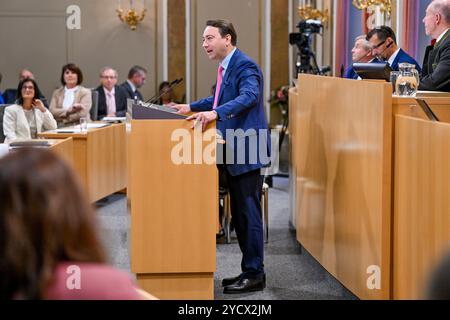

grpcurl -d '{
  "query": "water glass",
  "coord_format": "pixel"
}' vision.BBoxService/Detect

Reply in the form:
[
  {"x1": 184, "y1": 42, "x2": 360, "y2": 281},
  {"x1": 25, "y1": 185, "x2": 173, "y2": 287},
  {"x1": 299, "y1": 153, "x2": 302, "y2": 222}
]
[
  {"x1": 80, "y1": 117, "x2": 88, "y2": 133},
  {"x1": 0, "y1": 144, "x2": 9, "y2": 159},
  {"x1": 396, "y1": 75, "x2": 419, "y2": 97},
  {"x1": 390, "y1": 71, "x2": 401, "y2": 95}
]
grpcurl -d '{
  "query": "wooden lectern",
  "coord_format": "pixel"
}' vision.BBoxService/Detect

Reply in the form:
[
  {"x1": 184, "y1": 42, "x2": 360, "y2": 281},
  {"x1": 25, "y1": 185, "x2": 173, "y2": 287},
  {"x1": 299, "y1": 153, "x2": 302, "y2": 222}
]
[{"x1": 129, "y1": 104, "x2": 218, "y2": 300}]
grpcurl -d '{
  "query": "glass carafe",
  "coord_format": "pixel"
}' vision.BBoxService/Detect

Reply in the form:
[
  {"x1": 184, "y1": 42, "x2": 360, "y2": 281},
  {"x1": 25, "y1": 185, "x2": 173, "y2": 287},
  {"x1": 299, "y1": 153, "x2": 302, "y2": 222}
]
[{"x1": 396, "y1": 63, "x2": 420, "y2": 97}]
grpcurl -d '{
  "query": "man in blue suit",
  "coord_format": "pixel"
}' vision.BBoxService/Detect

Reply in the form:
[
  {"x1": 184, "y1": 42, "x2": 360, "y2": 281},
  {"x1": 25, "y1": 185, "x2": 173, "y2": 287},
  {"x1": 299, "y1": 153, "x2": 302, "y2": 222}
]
[
  {"x1": 345, "y1": 35, "x2": 378, "y2": 79},
  {"x1": 367, "y1": 26, "x2": 422, "y2": 72},
  {"x1": 173, "y1": 19, "x2": 270, "y2": 294}
]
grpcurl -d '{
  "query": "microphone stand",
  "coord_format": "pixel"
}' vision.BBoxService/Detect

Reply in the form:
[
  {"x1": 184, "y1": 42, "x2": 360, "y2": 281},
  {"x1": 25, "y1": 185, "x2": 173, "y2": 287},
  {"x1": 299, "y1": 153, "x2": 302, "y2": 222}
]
[{"x1": 140, "y1": 78, "x2": 183, "y2": 107}]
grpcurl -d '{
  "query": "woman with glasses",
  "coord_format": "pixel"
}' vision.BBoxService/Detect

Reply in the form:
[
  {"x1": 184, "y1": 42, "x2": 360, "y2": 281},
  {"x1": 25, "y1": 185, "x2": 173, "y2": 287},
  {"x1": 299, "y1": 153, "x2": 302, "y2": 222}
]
[
  {"x1": 2, "y1": 78, "x2": 57, "y2": 143},
  {"x1": 157, "y1": 81, "x2": 177, "y2": 106},
  {"x1": 49, "y1": 63, "x2": 92, "y2": 126}
]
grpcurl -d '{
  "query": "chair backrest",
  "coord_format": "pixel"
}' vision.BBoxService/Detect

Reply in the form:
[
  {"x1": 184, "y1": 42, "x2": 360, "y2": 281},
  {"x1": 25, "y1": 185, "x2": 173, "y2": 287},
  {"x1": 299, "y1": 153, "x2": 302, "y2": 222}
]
[
  {"x1": 90, "y1": 90, "x2": 99, "y2": 121},
  {"x1": 0, "y1": 104, "x2": 9, "y2": 143}
]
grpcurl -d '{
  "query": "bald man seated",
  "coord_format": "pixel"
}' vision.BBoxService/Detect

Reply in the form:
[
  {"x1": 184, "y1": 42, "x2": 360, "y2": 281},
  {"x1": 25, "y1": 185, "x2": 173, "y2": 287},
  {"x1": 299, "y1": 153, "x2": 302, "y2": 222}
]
[
  {"x1": 345, "y1": 35, "x2": 378, "y2": 80},
  {"x1": 420, "y1": 0, "x2": 450, "y2": 92},
  {"x1": 2, "y1": 69, "x2": 48, "y2": 107}
]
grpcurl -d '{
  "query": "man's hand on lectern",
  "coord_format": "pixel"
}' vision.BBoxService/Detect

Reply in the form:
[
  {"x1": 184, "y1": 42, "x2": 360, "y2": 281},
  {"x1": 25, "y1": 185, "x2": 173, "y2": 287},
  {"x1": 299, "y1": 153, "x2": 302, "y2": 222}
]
[
  {"x1": 186, "y1": 111, "x2": 217, "y2": 132},
  {"x1": 171, "y1": 104, "x2": 191, "y2": 115}
]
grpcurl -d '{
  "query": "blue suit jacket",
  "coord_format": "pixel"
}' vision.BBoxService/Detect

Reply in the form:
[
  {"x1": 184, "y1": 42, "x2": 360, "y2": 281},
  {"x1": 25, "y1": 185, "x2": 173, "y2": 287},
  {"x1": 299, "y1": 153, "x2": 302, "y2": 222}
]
[
  {"x1": 2, "y1": 89, "x2": 17, "y2": 104},
  {"x1": 344, "y1": 67, "x2": 358, "y2": 80},
  {"x1": 391, "y1": 48, "x2": 422, "y2": 73},
  {"x1": 190, "y1": 48, "x2": 270, "y2": 176}
]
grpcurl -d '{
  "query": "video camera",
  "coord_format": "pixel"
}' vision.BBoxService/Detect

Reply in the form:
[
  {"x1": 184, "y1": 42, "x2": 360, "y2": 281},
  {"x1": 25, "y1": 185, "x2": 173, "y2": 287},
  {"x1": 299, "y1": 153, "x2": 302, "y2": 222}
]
[
  {"x1": 289, "y1": 20, "x2": 329, "y2": 76},
  {"x1": 289, "y1": 20, "x2": 322, "y2": 49}
]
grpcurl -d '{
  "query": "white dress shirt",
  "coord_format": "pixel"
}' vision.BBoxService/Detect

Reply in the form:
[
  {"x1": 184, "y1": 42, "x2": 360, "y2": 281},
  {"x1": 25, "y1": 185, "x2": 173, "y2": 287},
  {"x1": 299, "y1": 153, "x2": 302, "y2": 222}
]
[
  {"x1": 63, "y1": 86, "x2": 79, "y2": 110},
  {"x1": 388, "y1": 48, "x2": 401, "y2": 67}
]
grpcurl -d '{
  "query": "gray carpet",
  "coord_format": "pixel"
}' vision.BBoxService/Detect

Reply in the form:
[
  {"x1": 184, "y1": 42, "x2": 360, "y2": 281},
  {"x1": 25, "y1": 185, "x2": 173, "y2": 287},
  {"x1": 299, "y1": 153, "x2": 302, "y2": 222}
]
[{"x1": 95, "y1": 176, "x2": 357, "y2": 300}]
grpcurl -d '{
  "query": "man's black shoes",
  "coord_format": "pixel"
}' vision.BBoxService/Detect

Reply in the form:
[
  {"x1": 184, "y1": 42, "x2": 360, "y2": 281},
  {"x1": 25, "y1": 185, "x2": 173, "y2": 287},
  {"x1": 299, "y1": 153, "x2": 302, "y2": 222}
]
[
  {"x1": 221, "y1": 275, "x2": 242, "y2": 287},
  {"x1": 223, "y1": 277, "x2": 266, "y2": 294}
]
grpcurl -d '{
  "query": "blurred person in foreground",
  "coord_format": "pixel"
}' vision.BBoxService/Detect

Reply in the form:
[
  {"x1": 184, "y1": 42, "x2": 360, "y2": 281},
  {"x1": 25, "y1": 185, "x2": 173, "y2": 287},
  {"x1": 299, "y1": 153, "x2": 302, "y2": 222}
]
[{"x1": 0, "y1": 149, "x2": 157, "y2": 300}]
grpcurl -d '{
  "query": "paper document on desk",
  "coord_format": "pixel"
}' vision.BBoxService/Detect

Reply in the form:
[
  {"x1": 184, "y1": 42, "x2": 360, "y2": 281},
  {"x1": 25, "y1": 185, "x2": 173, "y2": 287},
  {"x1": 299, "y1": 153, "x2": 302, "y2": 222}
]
[
  {"x1": 54, "y1": 128, "x2": 81, "y2": 133},
  {"x1": 86, "y1": 123, "x2": 111, "y2": 128},
  {"x1": 51, "y1": 123, "x2": 110, "y2": 133},
  {"x1": 9, "y1": 140, "x2": 52, "y2": 149},
  {"x1": 417, "y1": 90, "x2": 450, "y2": 97},
  {"x1": 102, "y1": 117, "x2": 126, "y2": 123}
]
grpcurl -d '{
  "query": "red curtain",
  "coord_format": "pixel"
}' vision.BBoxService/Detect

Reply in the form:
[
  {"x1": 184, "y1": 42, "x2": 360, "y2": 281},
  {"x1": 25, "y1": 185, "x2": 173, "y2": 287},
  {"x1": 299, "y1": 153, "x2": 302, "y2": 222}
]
[
  {"x1": 334, "y1": 0, "x2": 351, "y2": 76},
  {"x1": 402, "y1": 0, "x2": 420, "y2": 59}
]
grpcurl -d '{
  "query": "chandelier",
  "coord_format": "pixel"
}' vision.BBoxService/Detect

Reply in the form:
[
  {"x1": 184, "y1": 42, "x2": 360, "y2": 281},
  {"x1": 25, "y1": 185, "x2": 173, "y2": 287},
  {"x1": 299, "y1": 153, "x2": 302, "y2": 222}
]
[
  {"x1": 117, "y1": 0, "x2": 147, "y2": 31},
  {"x1": 298, "y1": 5, "x2": 329, "y2": 27},
  {"x1": 352, "y1": 0, "x2": 392, "y2": 17}
]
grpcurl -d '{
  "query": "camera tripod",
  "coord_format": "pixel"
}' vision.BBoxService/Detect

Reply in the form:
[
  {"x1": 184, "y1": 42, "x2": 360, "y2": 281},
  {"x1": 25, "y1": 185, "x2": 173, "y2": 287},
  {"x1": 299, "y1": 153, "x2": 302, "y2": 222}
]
[{"x1": 296, "y1": 45, "x2": 329, "y2": 76}]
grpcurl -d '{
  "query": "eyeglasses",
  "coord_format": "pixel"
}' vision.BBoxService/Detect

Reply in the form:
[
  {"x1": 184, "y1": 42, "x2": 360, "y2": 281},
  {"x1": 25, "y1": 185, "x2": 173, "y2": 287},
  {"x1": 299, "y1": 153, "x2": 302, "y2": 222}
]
[
  {"x1": 101, "y1": 76, "x2": 117, "y2": 79},
  {"x1": 22, "y1": 85, "x2": 35, "y2": 91}
]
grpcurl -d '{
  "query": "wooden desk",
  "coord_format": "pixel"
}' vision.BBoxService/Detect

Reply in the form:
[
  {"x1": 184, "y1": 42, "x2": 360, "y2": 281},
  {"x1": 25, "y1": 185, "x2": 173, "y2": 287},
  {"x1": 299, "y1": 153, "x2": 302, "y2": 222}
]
[
  {"x1": 291, "y1": 75, "x2": 392, "y2": 300},
  {"x1": 48, "y1": 138, "x2": 74, "y2": 166},
  {"x1": 393, "y1": 95, "x2": 450, "y2": 122},
  {"x1": 394, "y1": 115, "x2": 450, "y2": 299},
  {"x1": 40, "y1": 123, "x2": 127, "y2": 202},
  {"x1": 290, "y1": 74, "x2": 450, "y2": 300}
]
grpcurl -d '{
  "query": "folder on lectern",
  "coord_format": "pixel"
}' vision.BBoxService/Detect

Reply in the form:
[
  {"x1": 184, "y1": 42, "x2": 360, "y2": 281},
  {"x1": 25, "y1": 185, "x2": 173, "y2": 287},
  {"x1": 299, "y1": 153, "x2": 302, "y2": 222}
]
[{"x1": 131, "y1": 103, "x2": 186, "y2": 120}]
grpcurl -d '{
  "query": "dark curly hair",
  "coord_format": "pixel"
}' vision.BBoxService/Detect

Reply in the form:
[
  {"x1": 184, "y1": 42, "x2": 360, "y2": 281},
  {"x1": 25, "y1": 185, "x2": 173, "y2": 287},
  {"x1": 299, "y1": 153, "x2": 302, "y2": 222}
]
[
  {"x1": 60, "y1": 63, "x2": 83, "y2": 86},
  {"x1": 16, "y1": 78, "x2": 41, "y2": 105},
  {"x1": 0, "y1": 149, "x2": 106, "y2": 299}
]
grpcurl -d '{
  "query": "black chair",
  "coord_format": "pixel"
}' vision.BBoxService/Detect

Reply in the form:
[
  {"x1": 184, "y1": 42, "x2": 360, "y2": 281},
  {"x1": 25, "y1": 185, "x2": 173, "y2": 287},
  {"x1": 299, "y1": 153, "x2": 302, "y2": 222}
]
[
  {"x1": 90, "y1": 90, "x2": 99, "y2": 121},
  {"x1": 219, "y1": 187, "x2": 232, "y2": 244},
  {"x1": 219, "y1": 184, "x2": 269, "y2": 244},
  {"x1": 0, "y1": 104, "x2": 9, "y2": 143}
]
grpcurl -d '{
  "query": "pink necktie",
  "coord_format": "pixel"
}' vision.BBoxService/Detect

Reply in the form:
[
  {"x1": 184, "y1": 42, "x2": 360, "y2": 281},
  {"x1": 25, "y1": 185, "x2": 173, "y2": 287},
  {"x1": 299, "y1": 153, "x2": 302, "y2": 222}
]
[
  {"x1": 106, "y1": 91, "x2": 116, "y2": 115},
  {"x1": 213, "y1": 65, "x2": 224, "y2": 109}
]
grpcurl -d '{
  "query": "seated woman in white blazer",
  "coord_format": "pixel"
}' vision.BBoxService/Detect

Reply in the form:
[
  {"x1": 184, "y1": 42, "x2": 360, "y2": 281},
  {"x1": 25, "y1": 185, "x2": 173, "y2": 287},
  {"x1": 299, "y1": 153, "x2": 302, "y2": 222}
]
[{"x1": 3, "y1": 78, "x2": 57, "y2": 143}]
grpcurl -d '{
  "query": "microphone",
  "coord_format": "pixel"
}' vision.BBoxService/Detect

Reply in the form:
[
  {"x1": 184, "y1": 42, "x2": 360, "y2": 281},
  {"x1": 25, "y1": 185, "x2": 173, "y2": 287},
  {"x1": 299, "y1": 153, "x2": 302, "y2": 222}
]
[
  {"x1": 376, "y1": 41, "x2": 394, "y2": 61},
  {"x1": 143, "y1": 78, "x2": 183, "y2": 105}
]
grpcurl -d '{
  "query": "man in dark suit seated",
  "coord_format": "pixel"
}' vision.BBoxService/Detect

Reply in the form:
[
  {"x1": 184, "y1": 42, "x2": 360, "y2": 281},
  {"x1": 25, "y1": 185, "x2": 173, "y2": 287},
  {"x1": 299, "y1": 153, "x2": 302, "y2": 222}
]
[
  {"x1": 345, "y1": 35, "x2": 378, "y2": 79},
  {"x1": 367, "y1": 26, "x2": 422, "y2": 72},
  {"x1": 95, "y1": 67, "x2": 127, "y2": 120},
  {"x1": 419, "y1": 0, "x2": 450, "y2": 92},
  {"x1": 2, "y1": 69, "x2": 48, "y2": 107},
  {"x1": 120, "y1": 65, "x2": 147, "y2": 102},
  {"x1": 172, "y1": 19, "x2": 270, "y2": 294}
]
